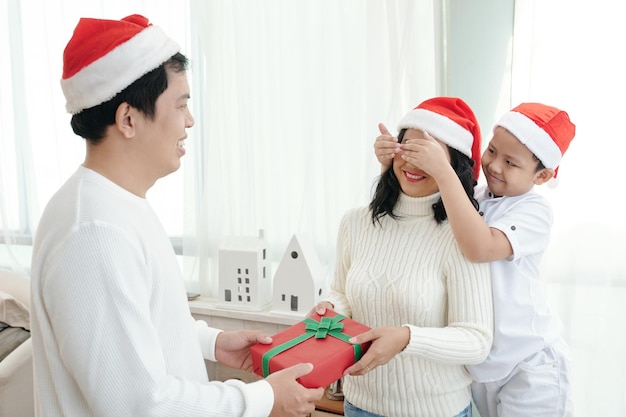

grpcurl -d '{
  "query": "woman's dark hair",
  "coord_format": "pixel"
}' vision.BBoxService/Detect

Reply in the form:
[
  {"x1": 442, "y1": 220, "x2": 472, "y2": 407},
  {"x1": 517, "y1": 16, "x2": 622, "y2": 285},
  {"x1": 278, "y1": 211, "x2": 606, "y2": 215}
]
[
  {"x1": 70, "y1": 52, "x2": 189, "y2": 143},
  {"x1": 369, "y1": 128, "x2": 479, "y2": 225}
]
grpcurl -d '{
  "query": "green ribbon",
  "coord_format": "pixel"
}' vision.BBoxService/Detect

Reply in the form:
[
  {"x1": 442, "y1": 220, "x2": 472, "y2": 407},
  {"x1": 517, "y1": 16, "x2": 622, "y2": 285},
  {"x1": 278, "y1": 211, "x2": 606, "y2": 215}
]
[{"x1": 261, "y1": 315, "x2": 364, "y2": 377}]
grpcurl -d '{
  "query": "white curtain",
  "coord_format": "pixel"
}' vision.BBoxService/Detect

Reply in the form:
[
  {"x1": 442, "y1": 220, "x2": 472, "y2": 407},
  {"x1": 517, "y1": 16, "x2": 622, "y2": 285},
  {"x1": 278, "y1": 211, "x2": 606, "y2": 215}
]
[
  {"x1": 0, "y1": 0, "x2": 439, "y2": 286},
  {"x1": 4, "y1": 0, "x2": 621, "y2": 412},
  {"x1": 0, "y1": 0, "x2": 191, "y2": 268},
  {"x1": 511, "y1": 1, "x2": 626, "y2": 414},
  {"x1": 182, "y1": 0, "x2": 439, "y2": 296}
]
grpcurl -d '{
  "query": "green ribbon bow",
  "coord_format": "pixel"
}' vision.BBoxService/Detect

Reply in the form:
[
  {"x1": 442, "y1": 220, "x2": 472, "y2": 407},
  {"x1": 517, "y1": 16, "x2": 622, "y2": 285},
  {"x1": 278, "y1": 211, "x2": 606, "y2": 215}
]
[{"x1": 261, "y1": 314, "x2": 364, "y2": 377}]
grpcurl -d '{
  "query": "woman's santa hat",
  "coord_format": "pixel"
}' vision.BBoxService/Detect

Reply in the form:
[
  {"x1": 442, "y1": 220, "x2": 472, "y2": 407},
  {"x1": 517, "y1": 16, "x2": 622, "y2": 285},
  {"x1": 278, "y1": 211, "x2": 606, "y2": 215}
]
[
  {"x1": 397, "y1": 97, "x2": 482, "y2": 180},
  {"x1": 61, "y1": 14, "x2": 180, "y2": 114},
  {"x1": 495, "y1": 103, "x2": 576, "y2": 173}
]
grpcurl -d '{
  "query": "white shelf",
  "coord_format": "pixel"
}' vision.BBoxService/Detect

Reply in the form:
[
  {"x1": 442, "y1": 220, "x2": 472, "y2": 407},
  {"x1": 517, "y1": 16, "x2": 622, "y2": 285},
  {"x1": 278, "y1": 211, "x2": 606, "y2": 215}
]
[{"x1": 189, "y1": 297, "x2": 304, "y2": 326}]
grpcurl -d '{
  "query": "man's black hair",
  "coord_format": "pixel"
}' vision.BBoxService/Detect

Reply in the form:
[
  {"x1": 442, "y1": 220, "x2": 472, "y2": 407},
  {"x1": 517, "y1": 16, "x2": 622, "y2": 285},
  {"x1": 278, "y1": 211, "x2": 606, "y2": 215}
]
[{"x1": 70, "y1": 52, "x2": 189, "y2": 143}]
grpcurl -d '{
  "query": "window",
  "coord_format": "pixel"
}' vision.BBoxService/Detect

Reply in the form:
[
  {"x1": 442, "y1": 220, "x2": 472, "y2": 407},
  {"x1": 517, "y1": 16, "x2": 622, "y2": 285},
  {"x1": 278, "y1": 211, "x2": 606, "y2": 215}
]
[{"x1": 2, "y1": 1, "x2": 623, "y2": 413}]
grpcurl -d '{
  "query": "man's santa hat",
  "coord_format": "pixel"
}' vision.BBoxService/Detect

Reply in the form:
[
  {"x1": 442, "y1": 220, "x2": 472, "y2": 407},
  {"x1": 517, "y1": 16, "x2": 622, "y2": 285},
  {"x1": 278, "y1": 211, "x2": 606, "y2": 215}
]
[
  {"x1": 397, "y1": 97, "x2": 482, "y2": 180},
  {"x1": 495, "y1": 103, "x2": 575, "y2": 174},
  {"x1": 61, "y1": 14, "x2": 180, "y2": 114}
]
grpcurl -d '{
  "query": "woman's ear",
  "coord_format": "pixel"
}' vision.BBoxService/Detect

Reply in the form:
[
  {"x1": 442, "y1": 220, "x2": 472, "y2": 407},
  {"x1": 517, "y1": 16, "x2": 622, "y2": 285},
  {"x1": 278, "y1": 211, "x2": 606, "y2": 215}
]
[
  {"x1": 115, "y1": 102, "x2": 135, "y2": 139},
  {"x1": 534, "y1": 168, "x2": 555, "y2": 185}
]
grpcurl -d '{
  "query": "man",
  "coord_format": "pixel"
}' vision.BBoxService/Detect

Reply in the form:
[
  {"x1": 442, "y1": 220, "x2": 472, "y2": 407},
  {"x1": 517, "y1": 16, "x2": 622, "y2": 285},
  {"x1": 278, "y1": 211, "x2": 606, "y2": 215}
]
[{"x1": 30, "y1": 14, "x2": 323, "y2": 417}]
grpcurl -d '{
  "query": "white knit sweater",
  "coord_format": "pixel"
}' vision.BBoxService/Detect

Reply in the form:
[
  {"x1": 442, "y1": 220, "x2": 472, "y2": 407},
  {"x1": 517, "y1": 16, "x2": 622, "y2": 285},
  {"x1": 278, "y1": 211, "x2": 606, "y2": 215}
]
[
  {"x1": 30, "y1": 166, "x2": 273, "y2": 417},
  {"x1": 326, "y1": 192, "x2": 493, "y2": 417}
]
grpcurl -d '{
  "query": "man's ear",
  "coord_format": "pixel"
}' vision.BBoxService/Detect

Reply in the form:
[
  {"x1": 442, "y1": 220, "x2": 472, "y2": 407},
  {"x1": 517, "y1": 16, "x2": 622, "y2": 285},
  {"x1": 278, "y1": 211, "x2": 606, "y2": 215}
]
[
  {"x1": 534, "y1": 168, "x2": 555, "y2": 185},
  {"x1": 115, "y1": 102, "x2": 135, "y2": 139}
]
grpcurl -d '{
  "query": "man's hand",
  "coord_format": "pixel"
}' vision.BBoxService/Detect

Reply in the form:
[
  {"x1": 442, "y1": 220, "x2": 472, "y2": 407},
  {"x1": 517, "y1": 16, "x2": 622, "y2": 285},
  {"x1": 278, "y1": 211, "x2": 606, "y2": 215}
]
[
  {"x1": 374, "y1": 123, "x2": 400, "y2": 172},
  {"x1": 214, "y1": 330, "x2": 272, "y2": 372},
  {"x1": 267, "y1": 363, "x2": 325, "y2": 417}
]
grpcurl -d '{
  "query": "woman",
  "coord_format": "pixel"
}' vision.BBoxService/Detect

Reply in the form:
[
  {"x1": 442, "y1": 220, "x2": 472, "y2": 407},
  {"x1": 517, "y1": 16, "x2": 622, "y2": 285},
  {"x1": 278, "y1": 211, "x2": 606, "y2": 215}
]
[{"x1": 315, "y1": 97, "x2": 493, "y2": 417}]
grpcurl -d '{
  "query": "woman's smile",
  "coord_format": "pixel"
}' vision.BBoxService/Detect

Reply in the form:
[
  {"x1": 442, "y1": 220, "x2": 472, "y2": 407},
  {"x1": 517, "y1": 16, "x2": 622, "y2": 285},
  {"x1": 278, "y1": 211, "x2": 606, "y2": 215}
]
[{"x1": 403, "y1": 169, "x2": 426, "y2": 183}]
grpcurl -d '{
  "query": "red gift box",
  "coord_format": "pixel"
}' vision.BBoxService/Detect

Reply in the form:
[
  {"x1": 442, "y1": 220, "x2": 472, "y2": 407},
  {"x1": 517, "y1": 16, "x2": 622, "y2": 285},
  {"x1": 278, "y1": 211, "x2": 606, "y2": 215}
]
[{"x1": 251, "y1": 310, "x2": 371, "y2": 388}]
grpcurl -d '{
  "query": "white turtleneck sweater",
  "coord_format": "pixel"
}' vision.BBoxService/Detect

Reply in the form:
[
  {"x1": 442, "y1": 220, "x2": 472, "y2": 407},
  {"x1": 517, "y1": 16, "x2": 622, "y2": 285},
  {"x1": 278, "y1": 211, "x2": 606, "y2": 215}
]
[
  {"x1": 30, "y1": 166, "x2": 273, "y2": 417},
  {"x1": 326, "y1": 192, "x2": 493, "y2": 417}
]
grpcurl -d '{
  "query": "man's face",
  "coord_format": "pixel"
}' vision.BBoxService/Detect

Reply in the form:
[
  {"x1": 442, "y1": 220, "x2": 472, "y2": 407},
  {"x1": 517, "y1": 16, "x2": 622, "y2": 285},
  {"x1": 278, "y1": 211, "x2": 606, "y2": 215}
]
[{"x1": 136, "y1": 68, "x2": 194, "y2": 180}]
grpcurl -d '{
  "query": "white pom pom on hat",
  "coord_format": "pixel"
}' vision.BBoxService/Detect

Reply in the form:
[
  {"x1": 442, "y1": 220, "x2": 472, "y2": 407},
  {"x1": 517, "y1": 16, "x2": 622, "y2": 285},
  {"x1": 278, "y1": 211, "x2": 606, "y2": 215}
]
[{"x1": 60, "y1": 14, "x2": 180, "y2": 114}]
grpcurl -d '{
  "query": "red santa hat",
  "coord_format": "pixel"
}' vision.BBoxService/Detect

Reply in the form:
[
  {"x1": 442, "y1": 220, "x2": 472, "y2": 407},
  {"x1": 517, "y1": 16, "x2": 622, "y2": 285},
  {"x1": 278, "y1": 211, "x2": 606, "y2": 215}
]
[
  {"x1": 61, "y1": 14, "x2": 180, "y2": 114},
  {"x1": 495, "y1": 103, "x2": 575, "y2": 172},
  {"x1": 397, "y1": 97, "x2": 482, "y2": 180}
]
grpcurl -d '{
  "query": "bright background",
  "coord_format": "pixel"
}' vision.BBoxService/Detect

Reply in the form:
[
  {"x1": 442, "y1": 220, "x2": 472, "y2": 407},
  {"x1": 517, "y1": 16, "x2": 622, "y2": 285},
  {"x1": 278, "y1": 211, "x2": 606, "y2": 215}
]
[{"x1": 1, "y1": 1, "x2": 624, "y2": 414}]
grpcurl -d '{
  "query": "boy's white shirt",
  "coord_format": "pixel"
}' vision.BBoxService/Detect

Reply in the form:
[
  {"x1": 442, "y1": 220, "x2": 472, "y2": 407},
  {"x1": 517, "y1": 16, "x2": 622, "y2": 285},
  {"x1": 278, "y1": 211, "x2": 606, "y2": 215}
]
[{"x1": 467, "y1": 184, "x2": 563, "y2": 382}]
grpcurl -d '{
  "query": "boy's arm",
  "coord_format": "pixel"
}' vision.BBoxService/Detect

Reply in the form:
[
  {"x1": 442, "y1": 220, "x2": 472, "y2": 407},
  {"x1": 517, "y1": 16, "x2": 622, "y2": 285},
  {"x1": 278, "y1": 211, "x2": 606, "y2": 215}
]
[{"x1": 401, "y1": 133, "x2": 513, "y2": 263}]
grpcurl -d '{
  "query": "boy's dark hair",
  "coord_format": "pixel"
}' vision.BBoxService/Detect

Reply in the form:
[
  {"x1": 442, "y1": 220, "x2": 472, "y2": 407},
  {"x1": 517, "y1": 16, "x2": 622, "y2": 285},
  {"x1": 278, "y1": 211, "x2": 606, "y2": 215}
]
[
  {"x1": 70, "y1": 52, "x2": 189, "y2": 143},
  {"x1": 534, "y1": 155, "x2": 546, "y2": 172},
  {"x1": 369, "y1": 128, "x2": 479, "y2": 225}
]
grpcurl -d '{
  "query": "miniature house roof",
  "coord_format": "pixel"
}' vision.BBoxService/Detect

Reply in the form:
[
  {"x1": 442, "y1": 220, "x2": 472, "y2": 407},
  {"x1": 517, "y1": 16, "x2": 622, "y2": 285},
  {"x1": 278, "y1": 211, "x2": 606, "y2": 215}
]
[
  {"x1": 271, "y1": 233, "x2": 327, "y2": 316},
  {"x1": 278, "y1": 235, "x2": 324, "y2": 280}
]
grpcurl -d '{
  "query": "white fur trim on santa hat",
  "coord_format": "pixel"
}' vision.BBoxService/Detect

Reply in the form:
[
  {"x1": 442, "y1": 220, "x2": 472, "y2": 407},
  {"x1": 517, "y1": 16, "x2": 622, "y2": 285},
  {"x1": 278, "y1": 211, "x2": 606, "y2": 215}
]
[
  {"x1": 397, "y1": 108, "x2": 473, "y2": 158},
  {"x1": 495, "y1": 111, "x2": 562, "y2": 169},
  {"x1": 61, "y1": 25, "x2": 180, "y2": 114}
]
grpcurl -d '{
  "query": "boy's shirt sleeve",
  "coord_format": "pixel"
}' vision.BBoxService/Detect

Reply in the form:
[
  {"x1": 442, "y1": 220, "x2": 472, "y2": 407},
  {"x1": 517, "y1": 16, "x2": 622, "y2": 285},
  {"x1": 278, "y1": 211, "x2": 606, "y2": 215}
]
[{"x1": 487, "y1": 194, "x2": 553, "y2": 261}]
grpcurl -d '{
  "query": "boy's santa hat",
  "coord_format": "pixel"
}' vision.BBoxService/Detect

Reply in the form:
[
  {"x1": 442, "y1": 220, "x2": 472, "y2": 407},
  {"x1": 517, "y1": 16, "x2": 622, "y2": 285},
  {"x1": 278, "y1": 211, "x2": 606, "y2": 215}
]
[
  {"x1": 495, "y1": 103, "x2": 575, "y2": 173},
  {"x1": 397, "y1": 97, "x2": 482, "y2": 180},
  {"x1": 61, "y1": 14, "x2": 180, "y2": 114}
]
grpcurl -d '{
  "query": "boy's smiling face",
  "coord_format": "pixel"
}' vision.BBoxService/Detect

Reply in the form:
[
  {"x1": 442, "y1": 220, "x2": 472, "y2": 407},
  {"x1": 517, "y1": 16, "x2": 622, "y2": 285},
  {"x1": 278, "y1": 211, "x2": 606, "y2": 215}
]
[{"x1": 481, "y1": 127, "x2": 554, "y2": 197}]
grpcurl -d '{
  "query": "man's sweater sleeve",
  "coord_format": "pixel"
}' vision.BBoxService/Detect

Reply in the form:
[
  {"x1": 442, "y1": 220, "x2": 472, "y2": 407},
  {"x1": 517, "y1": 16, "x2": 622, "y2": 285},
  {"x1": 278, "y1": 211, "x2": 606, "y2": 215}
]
[
  {"x1": 195, "y1": 320, "x2": 222, "y2": 362},
  {"x1": 41, "y1": 224, "x2": 275, "y2": 417}
]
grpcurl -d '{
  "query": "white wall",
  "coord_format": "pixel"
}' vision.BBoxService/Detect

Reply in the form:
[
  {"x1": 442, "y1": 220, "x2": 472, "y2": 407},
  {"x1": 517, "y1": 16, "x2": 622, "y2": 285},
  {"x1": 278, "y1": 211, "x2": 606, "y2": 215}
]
[{"x1": 444, "y1": 0, "x2": 515, "y2": 149}]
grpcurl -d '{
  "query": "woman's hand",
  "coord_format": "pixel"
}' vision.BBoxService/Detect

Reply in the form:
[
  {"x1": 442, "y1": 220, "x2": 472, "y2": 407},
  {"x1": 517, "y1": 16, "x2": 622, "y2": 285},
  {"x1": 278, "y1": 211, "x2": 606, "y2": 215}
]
[
  {"x1": 306, "y1": 301, "x2": 334, "y2": 318},
  {"x1": 342, "y1": 326, "x2": 410, "y2": 376}
]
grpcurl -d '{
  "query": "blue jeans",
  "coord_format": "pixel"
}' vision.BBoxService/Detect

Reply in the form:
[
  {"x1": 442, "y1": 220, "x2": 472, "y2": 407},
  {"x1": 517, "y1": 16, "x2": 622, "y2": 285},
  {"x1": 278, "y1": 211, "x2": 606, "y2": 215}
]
[{"x1": 343, "y1": 400, "x2": 472, "y2": 417}]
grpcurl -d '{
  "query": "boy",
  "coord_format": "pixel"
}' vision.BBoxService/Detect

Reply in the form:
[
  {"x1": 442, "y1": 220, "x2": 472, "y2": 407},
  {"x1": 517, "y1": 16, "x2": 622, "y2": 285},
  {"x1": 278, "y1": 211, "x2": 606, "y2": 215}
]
[{"x1": 375, "y1": 102, "x2": 575, "y2": 417}]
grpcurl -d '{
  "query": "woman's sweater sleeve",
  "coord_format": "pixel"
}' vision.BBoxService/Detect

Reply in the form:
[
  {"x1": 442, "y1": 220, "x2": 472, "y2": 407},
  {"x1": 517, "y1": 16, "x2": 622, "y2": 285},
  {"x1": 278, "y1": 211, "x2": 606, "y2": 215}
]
[{"x1": 402, "y1": 242, "x2": 493, "y2": 365}]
